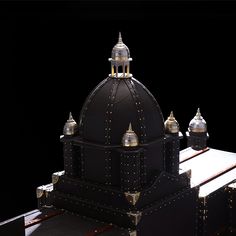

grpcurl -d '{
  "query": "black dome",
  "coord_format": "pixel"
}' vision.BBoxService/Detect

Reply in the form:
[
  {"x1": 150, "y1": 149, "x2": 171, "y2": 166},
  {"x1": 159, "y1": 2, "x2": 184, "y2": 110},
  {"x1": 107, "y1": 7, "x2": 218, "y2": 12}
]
[{"x1": 79, "y1": 77, "x2": 164, "y2": 145}]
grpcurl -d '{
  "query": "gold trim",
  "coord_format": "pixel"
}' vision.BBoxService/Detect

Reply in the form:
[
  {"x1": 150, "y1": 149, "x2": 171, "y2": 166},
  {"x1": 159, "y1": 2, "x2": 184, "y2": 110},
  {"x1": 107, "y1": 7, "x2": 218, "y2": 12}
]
[
  {"x1": 36, "y1": 188, "x2": 44, "y2": 198},
  {"x1": 127, "y1": 211, "x2": 142, "y2": 226},
  {"x1": 129, "y1": 230, "x2": 137, "y2": 236},
  {"x1": 124, "y1": 192, "x2": 141, "y2": 205},
  {"x1": 111, "y1": 65, "x2": 114, "y2": 77},
  {"x1": 36, "y1": 184, "x2": 54, "y2": 199},
  {"x1": 52, "y1": 171, "x2": 65, "y2": 184},
  {"x1": 127, "y1": 65, "x2": 130, "y2": 77},
  {"x1": 52, "y1": 175, "x2": 59, "y2": 184}
]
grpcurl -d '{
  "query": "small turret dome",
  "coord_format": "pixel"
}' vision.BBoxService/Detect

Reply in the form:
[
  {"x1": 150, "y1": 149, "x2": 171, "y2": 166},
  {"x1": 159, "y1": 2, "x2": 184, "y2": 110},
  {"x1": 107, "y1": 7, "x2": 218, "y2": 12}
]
[
  {"x1": 109, "y1": 33, "x2": 133, "y2": 78},
  {"x1": 63, "y1": 112, "x2": 78, "y2": 136},
  {"x1": 164, "y1": 111, "x2": 180, "y2": 134},
  {"x1": 189, "y1": 108, "x2": 207, "y2": 133},
  {"x1": 111, "y1": 32, "x2": 130, "y2": 61},
  {"x1": 122, "y1": 123, "x2": 139, "y2": 147}
]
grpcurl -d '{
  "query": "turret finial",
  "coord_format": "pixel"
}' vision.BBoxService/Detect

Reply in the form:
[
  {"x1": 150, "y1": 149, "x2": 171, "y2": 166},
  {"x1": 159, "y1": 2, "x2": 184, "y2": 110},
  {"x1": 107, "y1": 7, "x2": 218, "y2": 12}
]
[
  {"x1": 63, "y1": 112, "x2": 78, "y2": 136},
  {"x1": 118, "y1": 32, "x2": 123, "y2": 43},
  {"x1": 122, "y1": 123, "x2": 139, "y2": 147},
  {"x1": 189, "y1": 108, "x2": 207, "y2": 133},
  {"x1": 164, "y1": 111, "x2": 179, "y2": 134},
  {"x1": 69, "y1": 112, "x2": 73, "y2": 120},
  {"x1": 187, "y1": 108, "x2": 209, "y2": 150},
  {"x1": 196, "y1": 108, "x2": 201, "y2": 118},
  {"x1": 128, "y1": 122, "x2": 132, "y2": 132}
]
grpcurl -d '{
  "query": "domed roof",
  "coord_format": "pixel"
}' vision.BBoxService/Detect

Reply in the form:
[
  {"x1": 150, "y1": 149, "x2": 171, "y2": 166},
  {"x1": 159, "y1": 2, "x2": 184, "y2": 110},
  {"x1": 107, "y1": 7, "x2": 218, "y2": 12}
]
[
  {"x1": 111, "y1": 32, "x2": 130, "y2": 61},
  {"x1": 79, "y1": 77, "x2": 165, "y2": 145},
  {"x1": 189, "y1": 108, "x2": 207, "y2": 133}
]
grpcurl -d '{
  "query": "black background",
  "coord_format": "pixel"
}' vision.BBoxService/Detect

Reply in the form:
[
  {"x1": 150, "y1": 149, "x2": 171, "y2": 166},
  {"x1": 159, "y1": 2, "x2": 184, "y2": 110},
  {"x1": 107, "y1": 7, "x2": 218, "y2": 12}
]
[{"x1": 1, "y1": 1, "x2": 236, "y2": 221}]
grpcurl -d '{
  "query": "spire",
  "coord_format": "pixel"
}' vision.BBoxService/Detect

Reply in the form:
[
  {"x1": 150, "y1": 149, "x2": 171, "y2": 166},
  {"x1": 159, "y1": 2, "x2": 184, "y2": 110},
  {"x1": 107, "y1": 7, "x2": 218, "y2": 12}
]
[
  {"x1": 118, "y1": 32, "x2": 123, "y2": 44},
  {"x1": 69, "y1": 112, "x2": 73, "y2": 121},
  {"x1": 196, "y1": 108, "x2": 201, "y2": 119},
  {"x1": 128, "y1": 122, "x2": 132, "y2": 132},
  {"x1": 169, "y1": 111, "x2": 174, "y2": 120}
]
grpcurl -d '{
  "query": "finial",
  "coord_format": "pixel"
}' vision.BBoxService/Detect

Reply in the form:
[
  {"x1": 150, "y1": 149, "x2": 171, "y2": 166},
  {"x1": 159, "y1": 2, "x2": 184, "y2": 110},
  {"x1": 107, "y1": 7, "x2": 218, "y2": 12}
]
[
  {"x1": 164, "y1": 111, "x2": 179, "y2": 134},
  {"x1": 118, "y1": 32, "x2": 123, "y2": 43},
  {"x1": 122, "y1": 123, "x2": 139, "y2": 147},
  {"x1": 128, "y1": 122, "x2": 132, "y2": 132},
  {"x1": 69, "y1": 112, "x2": 73, "y2": 120},
  {"x1": 196, "y1": 108, "x2": 201, "y2": 118},
  {"x1": 63, "y1": 112, "x2": 78, "y2": 136},
  {"x1": 189, "y1": 108, "x2": 207, "y2": 133},
  {"x1": 169, "y1": 111, "x2": 174, "y2": 119}
]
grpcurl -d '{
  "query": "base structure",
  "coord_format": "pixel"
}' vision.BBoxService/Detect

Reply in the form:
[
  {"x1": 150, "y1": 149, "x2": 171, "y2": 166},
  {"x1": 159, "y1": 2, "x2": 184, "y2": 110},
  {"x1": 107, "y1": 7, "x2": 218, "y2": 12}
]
[
  {"x1": 1, "y1": 147, "x2": 236, "y2": 236},
  {"x1": 34, "y1": 148, "x2": 236, "y2": 236}
]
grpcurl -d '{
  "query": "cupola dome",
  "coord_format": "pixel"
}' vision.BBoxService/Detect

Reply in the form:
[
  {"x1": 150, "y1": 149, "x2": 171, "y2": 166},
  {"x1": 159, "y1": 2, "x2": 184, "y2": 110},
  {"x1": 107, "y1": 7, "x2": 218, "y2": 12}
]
[
  {"x1": 109, "y1": 32, "x2": 133, "y2": 78},
  {"x1": 111, "y1": 32, "x2": 130, "y2": 61}
]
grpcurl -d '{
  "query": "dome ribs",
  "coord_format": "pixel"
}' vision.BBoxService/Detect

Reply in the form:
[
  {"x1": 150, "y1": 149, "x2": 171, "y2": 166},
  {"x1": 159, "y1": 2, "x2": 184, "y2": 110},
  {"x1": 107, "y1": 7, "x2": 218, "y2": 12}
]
[
  {"x1": 132, "y1": 77, "x2": 165, "y2": 137},
  {"x1": 78, "y1": 77, "x2": 111, "y2": 180},
  {"x1": 78, "y1": 77, "x2": 164, "y2": 145},
  {"x1": 79, "y1": 77, "x2": 110, "y2": 136},
  {"x1": 104, "y1": 78, "x2": 120, "y2": 185},
  {"x1": 104, "y1": 79, "x2": 120, "y2": 145},
  {"x1": 124, "y1": 78, "x2": 147, "y2": 144}
]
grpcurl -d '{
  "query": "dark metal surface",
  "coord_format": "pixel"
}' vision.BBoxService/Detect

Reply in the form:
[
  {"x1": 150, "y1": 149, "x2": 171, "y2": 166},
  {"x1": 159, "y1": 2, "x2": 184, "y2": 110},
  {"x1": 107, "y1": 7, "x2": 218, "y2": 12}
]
[
  {"x1": 24, "y1": 209, "x2": 129, "y2": 236},
  {"x1": 0, "y1": 214, "x2": 25, "y2": 236}
]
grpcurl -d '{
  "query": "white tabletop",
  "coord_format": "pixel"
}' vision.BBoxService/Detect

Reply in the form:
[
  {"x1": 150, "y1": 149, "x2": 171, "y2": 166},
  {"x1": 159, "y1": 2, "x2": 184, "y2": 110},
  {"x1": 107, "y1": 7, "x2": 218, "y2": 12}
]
[{"x1": 179, "y1": 148, "x2": 236, "y2": 196}]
